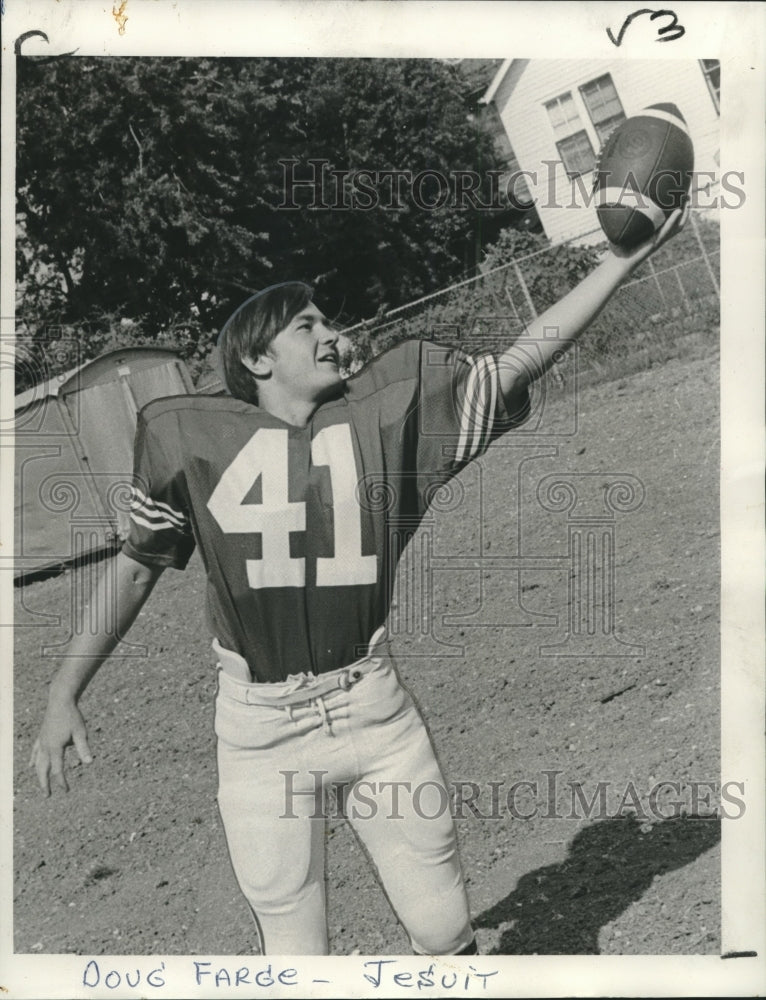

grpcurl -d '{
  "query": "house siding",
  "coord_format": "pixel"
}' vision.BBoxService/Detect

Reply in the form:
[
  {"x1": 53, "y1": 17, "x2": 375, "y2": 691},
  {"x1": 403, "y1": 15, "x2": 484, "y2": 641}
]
[{"x1": 492, "y1": 60, "x2": 720, "y2": 244}]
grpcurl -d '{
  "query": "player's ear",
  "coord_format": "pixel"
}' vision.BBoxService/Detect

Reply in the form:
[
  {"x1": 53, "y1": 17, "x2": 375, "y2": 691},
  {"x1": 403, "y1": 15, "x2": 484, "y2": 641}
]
[{"x1": 241, "y1": 354, "x2": 272, "y2": 379}]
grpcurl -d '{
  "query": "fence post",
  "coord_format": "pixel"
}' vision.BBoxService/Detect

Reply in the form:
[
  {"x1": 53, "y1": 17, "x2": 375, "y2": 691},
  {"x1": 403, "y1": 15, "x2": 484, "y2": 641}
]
[
  {"x1": 502, "y1": 281, "x2": 522, "y2": 328},
  {"x1": 674, "y1": 268, "x2": 691, "y2": 313},
  {"x1": 512, "y1": 260, "x2": 538, "y2": 321},
  {"x1": 688, "y1": 210, "x2": 720, "y2": 295},
  {"x1": 537, "y1": 473, "x2": 646, "y2": 657},
  {"x1": 647, "y1": 257, "x2": 668, "y2": 308}
]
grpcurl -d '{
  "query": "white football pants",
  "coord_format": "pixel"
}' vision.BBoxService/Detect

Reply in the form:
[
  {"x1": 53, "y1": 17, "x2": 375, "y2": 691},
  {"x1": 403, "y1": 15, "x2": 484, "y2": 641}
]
[{"x1": 214, "y1": 634, "x2": 473, "y2": 955}]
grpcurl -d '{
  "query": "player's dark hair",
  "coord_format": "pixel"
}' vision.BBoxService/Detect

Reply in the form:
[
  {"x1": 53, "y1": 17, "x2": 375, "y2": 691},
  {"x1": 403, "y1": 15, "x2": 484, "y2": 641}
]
[{"x1": 218, "y1": 282, "x2": 314, "y2": 403}]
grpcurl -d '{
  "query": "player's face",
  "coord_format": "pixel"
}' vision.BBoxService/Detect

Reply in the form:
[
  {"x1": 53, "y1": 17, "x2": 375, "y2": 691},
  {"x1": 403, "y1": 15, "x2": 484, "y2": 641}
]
[{"x1": 261, "y1": 303, "x2": 344, "y2": 405}]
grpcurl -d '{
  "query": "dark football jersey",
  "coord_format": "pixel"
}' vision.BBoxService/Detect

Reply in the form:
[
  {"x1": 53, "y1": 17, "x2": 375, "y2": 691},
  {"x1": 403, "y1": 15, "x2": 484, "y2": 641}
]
[{"x1": 123, "y1": 340, "x2": 529, "y2": 682}]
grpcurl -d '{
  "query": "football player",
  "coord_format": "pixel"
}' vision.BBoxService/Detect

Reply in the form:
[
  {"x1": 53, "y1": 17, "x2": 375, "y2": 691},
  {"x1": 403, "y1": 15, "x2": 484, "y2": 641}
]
[{"x1": 32, "y1": 209, "x2": 686, "y2": 956}]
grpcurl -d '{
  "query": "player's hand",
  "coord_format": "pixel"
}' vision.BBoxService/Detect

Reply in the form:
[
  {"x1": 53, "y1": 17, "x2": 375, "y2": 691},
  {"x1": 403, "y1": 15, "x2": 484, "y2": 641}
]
[
  {"x1": 609, "y1": 202, "x2": 690, "y2": 270},
  {"x1": 31, "y1": 700, "x2": 93, "y2": 796}
]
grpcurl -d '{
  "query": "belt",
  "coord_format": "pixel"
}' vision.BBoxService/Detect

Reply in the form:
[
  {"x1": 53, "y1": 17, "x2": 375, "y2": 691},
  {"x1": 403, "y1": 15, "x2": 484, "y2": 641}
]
[{"x1": 213, "y1": 628, "x2": 389, "y2": 707}]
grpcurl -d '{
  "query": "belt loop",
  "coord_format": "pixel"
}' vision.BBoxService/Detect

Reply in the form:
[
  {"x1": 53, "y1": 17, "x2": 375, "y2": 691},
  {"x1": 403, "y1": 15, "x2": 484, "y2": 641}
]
[{"x1": 315, "y1": 695, "x2": 333, "y2": 736}]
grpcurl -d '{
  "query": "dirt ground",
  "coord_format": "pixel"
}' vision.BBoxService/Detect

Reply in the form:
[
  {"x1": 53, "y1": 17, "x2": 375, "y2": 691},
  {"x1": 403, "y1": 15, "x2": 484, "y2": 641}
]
[{"x1": 13, "y1": 348, "x2": 721, "y2": 957}]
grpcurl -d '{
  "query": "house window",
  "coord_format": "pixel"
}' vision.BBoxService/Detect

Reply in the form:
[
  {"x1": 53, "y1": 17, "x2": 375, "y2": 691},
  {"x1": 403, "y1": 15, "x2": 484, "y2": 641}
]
[
  {"x1": 700, "y1": 59, "x2": 720, "y2": 114},
  {"x1": 579, "y1": 74, "x2": 626, "y2": 143},
  {"x1": 545, "y1": 92, "x2": 596, "y2": 177},
  {"x1": 556, "y1": 131, "x2": 597, "y2": 178}
]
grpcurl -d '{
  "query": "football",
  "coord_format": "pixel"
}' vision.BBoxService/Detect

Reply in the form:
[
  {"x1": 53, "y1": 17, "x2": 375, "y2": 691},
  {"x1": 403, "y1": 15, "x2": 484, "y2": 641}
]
[{"x1": 593, "y1": 103, "x2": 694, "y2": 249}]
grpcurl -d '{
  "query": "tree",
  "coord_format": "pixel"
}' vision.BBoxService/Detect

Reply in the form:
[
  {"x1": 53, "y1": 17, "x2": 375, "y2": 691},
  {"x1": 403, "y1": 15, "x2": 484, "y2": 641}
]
[{"x1": 16, "y1": 56, "x2": 501, "y2": 386}]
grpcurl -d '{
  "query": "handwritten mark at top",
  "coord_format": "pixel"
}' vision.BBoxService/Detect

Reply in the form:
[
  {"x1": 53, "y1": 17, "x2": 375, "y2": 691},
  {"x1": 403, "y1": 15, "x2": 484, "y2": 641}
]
[
  {"x1": 113, "y1": 0, "x2": 129, "y2": 36},
  {"x1": 14, "y1": 30, "x2": 79, "y2": 62},
  {"x1": 607, "y1": 8, "x2": 686, "y2": 46},
  {"x1": 14, "y1": 29, "x2": 49, "y2": 55}
]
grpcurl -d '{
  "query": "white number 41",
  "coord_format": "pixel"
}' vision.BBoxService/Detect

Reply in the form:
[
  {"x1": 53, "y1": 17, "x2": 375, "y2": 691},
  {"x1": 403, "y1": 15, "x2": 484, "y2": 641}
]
[{"x1": 207, "y1": 425, "x2": 377, "y2": 589}]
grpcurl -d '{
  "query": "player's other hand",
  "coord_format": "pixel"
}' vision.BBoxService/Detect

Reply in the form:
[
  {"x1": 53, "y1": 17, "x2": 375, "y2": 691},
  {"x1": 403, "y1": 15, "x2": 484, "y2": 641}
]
[
  {"x1": 31, "y1": 700, "x2": 93, "y2": 796},
  {"x1": 610, "y1": 201, "x2": 690, "y2": 269}
]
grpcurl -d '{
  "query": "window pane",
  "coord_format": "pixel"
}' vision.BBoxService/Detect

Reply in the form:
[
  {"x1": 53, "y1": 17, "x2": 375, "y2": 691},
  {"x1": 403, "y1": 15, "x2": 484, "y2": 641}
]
[
  {"x1": 557, "y1": 130, "x2": 595, "y2": 177},
  {"x1": 545, "y1": 97, "x2": 565, "y2": 130},
  {"x1": 581, "y1": 74, "x2": 625, "y2": 129},
  {"x1": 702, "y1": 58, "x2": 720, "y2": 76},
  {"x1": 595, "y1": 112, "x2": 626, "y2": 143},
  {"x1": 560, "y1": 93, "x2": 579, "y2": 128},
  {"x1": 699, "y1": 59, "x2": 720, "y2": 114},
  {"x1": 545, "y1": 92, "x2": 583, "y2": 137}
]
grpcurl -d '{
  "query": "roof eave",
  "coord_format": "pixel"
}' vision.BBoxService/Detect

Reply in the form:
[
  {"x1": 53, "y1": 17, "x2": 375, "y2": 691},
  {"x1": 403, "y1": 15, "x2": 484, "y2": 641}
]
[{"x1": 480, "y1": 58, "x2": 514, "y2": 105}]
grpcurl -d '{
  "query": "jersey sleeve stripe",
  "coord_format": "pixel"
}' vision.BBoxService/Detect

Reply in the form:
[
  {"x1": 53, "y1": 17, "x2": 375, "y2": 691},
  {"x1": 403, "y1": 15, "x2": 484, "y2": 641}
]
[
  {"x1": 455, "y1": 359, "x2": 479, "y2": 465},
  {"x1": 468, "y1": 355, "x2": 491, "y2": 460},
  {"x1": 130, "y1": 486, "x2": 189, "y2": 529},
  {"x1": 130, "y1": 501, "x2": 188, "y2": 530},
  {"x1": 456, "y1": 355, "x2": 498, "y2": 465},
  {"x1": 475, "y1": 355, "x2": 498, "y2": 457},
  {"x1": 129, "y1": 510, "x2": 189, "y2": 533}
]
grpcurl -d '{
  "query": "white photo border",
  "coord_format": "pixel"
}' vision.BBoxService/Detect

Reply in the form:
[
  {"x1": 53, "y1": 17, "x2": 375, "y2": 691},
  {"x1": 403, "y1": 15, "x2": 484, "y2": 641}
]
[{"x1": 1, "y1": 2, "x2": 763, "y2": 997}]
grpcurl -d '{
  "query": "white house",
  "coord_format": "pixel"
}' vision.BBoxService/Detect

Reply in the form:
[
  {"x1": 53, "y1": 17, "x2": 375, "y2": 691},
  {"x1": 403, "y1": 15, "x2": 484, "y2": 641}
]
[{"x1": 481, "y1": 59, "x2": 720, "y2": 244}]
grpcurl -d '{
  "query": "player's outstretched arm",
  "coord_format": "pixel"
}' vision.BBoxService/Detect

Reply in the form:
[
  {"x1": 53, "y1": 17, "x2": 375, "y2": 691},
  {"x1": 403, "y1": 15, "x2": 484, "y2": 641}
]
[
  {"x1": 31, "y1": 551, "x2": 165, "y2": 795},
  {"x1": 497, "y1": 206, "x2": 688, "y2": 406}
]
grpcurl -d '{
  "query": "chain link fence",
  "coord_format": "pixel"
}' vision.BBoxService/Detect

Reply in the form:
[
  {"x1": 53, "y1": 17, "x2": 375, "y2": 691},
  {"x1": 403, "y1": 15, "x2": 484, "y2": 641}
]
[{"x1": 342, "y1": 209, "x2": 719, "y2": 384}]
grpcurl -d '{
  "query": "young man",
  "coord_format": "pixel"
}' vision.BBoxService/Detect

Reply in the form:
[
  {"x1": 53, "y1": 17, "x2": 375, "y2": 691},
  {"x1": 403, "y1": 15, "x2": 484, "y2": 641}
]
[{"x1": 32, "y1": 209, "x2": 685, "y2": 956}]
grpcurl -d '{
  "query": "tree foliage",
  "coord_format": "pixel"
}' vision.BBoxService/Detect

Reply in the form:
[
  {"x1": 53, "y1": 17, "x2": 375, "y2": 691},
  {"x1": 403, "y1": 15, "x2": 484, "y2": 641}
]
[
  {"x1": 343, "y1": 227, "x2": 602, "y2": 363},
  {"x1": 343, "y1": 213, "x2": 720, "y2": 375},
  {"x1": 16, "y1": 56, "x2": 502, "y2": 386}
]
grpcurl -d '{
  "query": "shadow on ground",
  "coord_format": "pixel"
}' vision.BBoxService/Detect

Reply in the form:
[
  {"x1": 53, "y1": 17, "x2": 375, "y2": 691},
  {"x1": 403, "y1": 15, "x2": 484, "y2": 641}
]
[{"x1": 474, "y1": 815, "x2": 720, "y2": 954}]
